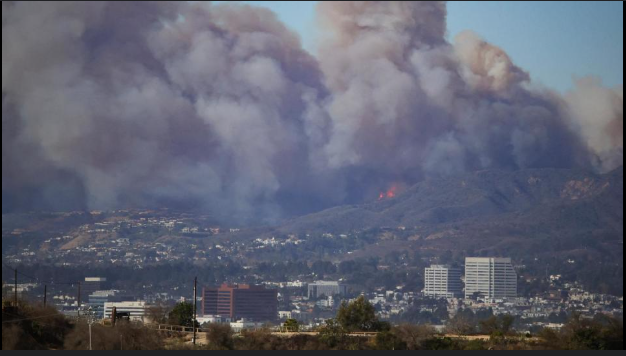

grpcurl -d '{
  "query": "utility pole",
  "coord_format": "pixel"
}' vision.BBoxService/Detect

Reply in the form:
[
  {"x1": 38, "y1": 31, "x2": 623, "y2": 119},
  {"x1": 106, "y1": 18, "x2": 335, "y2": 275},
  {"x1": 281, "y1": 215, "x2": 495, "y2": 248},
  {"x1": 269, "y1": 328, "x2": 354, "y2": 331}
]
[
  {"x1": 192, "y1": 276, "x2": 197, "y2": 346},
  {"x1": 87, "y1": 306, "x2": 95, "y2": 350},
  {"x1": 43, "y1": 285, "x2": 47, "y2": 308},
  {"x1": 88, "y1": 307, "x2": 92, "y2": 350},
  {"x1": 14, "y1": 269, "x2": 18, "y2": 307},
  {"x1": 77, "y1": 282, "x2": 81, "y2": 317}
]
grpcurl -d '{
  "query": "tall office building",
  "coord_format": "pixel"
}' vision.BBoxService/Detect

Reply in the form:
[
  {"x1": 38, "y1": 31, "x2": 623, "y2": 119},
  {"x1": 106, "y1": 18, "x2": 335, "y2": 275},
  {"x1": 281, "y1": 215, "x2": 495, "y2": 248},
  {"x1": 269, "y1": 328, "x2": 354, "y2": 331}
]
[
  {"x1": 307, "y1": 281, "x2": 348, "y2": 299},
  {"x1": 80, "y1": 277, "x2": 108, "y2": 301},
  {"x1": 202, "y1": 284, "x2": 277, "y2": 322},
  {"x1": 465, "y1": 257, "x2": 517, "y2": 300},
  {"x1": 423, "y1": 265, "x2": 463, "y2": 298}
]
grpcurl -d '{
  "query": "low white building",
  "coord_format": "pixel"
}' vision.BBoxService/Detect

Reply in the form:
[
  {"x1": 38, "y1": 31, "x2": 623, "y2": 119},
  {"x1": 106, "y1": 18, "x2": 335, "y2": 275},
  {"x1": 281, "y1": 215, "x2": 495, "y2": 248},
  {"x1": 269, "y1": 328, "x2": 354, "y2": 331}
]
[
  {"x1": 103, "y1": 301, "x2": 147, "y2": 322},
  {"x1": 315, "y1": 296, "x2": 335, "y2": 308},
  {"x1": 198, "y1": 315, "x2": 232, "y2": 324},
  {"x1": 278, "y1": 311, "x2": 292, "y2": 320},
  {"x1": 229, "y1": 319, "x2": 265, "y2": 333}
]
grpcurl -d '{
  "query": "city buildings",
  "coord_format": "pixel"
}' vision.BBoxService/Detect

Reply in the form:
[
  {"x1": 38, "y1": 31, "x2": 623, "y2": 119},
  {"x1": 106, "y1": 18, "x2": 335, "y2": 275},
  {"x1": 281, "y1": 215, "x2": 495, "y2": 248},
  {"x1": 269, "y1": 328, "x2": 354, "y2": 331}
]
[
  {"x1": 465, "y1": 257, "x2": 518, "y2": 300},
  {"x1": 423, "y1": 265, "x2": 463, "y2": 298},
  {"x1": 307, "y1": 281, "x2": 347, "y2": 299},
  {"x1": 202, "y1": 284, "x2": 278, "y2": 322},
  {"x1": 87, "y1": 290, "x2": 135, "y2": 318}
]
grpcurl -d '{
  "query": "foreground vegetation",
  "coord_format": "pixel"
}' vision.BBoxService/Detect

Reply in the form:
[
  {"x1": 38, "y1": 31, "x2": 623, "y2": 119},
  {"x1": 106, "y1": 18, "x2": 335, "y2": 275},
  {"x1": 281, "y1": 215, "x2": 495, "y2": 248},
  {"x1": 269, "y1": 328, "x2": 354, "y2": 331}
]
[{"x1": 2, "y1": 298, "x2": 622, "y2": 350}]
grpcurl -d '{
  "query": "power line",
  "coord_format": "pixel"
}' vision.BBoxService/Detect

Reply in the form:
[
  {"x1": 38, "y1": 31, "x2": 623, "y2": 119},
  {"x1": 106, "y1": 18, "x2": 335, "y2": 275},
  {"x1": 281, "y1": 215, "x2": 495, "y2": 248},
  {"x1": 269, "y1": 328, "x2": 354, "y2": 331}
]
[
  {"x1": 3, "y1": 260, "x2": 85, "y2": 320},
  {"x1": 2, "y1": 312, "x2": 65, "y2": 324},
  {"x1": 1, "y1": 310, "x2": 79, "y2": 335},
  {"x1": 2, "y1": 261, "x2": 77, "y2": 286}
]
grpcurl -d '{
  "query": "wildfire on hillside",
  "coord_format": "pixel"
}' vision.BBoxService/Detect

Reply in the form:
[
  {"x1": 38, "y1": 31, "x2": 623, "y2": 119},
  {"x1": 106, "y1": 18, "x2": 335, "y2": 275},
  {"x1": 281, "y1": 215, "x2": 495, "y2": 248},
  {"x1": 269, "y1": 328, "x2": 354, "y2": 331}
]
[{"x1": 378, "y1": 185, "x2": 398, "y2": 200}]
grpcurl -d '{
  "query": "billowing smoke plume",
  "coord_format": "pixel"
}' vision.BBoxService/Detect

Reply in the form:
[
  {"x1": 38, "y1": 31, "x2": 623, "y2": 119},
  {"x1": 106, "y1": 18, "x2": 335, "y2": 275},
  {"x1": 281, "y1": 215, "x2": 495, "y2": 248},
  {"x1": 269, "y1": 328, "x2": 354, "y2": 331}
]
[
  {"x1": 2, "y1": 1, "x2": 623, "y2": 222},
  {"x1": 317, "y1": 1, "x2": 616, "y2": 179},
  {"x1": 564, "y1": 77, "x2": 623, "y2": 172},
  {"x1": 2, "y1": 1, "x2": 334, "y2": 220}
]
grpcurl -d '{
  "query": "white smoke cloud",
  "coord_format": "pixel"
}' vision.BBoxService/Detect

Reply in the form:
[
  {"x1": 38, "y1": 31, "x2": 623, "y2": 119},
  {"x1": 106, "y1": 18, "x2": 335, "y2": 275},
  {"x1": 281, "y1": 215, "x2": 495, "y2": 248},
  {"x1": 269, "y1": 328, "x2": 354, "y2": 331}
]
[
  {"x1": 454, "y1": 30, "x2": 530, "y2": 94},
  {"x1": 2, "y1": 1, "x2": 623, "y2": 221},
  {"x1": 564, "y1": 77, "x2": 623, "y2": 173},
  {"x1": 317, "y1": 1, "x2": 620, "y2": 181}
]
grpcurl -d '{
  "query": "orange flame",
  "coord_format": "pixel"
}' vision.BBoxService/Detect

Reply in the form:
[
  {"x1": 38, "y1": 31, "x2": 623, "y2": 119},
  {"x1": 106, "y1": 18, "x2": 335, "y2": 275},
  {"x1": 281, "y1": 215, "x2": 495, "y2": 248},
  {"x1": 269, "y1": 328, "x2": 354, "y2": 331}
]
[{"x1": 378, "y1": 185, "x2": 398, "y2": 200}]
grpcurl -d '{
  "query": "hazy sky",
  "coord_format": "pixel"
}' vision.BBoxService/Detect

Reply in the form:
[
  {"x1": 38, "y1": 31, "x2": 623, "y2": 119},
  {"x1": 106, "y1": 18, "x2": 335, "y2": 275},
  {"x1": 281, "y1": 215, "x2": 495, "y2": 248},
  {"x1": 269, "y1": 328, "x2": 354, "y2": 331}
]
[{"x1": 216, "y1": 1, "x2": 624, "y2": 93}]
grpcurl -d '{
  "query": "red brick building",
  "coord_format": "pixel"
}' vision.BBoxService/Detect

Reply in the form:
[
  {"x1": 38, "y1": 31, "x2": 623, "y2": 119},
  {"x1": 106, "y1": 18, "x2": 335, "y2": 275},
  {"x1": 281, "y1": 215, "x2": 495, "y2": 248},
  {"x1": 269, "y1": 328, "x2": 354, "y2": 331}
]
[{"x1": 201, "y1": 284, "x2": 277, "y2": 322}]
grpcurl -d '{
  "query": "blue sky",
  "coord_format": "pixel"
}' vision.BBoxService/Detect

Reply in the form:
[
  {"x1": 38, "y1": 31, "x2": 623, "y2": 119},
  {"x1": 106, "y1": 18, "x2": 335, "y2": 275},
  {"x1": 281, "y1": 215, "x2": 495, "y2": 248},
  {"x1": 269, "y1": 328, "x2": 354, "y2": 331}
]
[{"x1": 216, "y1": 1, "x2": 623, "y2": 93}]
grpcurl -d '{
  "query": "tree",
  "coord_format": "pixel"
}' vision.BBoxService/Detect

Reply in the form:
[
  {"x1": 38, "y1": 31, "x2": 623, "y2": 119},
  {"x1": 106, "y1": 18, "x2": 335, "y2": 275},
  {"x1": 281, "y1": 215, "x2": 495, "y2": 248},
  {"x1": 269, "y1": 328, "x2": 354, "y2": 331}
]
[
  {"x1": 167, "y1": 302, "x2": 194, "y2": 327},
  {"x1": 2, "y1": 304, "x2": 72, "y2": 350},
  {"x1": 391, "y1": 324, "x2": 436, "y2": 350},
  {"x1": 421, "y1": 337, "x2": 463, "y2": 350},
  {"x1": 318, "y1": 319, "x2": 346, "y2": 348},
  {"x1": 146, "y1": 303, "x2": 169, "y2": 324},
  {"x1": 479, "y1": 316, "x2": 500, "y2": 335},
  {"x1": 560, "y1": 313, "x2": 604, "y2": 350},
  {"x1": 548, "y1": 311, "x2": 568, "y2": 323},
  {"x1": 446, "y1": 313, "x2": 476, "y2": 336},
  {"x1": 479, "y1": 314, "x2": 516, "y2": 337},
  {"x1": 206, "y1": 323, "x2": 234, "y2": 350},
  {"x1": 598, "y1": 316, "x2": 623, "y2": 350},
  {"x1": 236, "y1": 328, "x2": 274, "y2": 350},
  {"x1": 283, "y1": 319, "x2": 300, "y2": 332},
  {"x1": 63, "y1": 322, "x2": 164, "y2": 350},
  {"x1": 537, "y1": 313, "x2": 623, "y2": 350},
  {"x1": 433, "y1": 307, "x2": 450, "y2": 323},
  {"x1": 372, "y1": 330, "x2": 406, "y2": 350},
  {"x1": 464, "y1": 339, "x2": 488, "y2": 350},
  {"x1": 500, "y1": 314, "x2": 515, "y2": 335},
  {"x1": 336, "y1": 296, "x2": 381, "y2": 332}
]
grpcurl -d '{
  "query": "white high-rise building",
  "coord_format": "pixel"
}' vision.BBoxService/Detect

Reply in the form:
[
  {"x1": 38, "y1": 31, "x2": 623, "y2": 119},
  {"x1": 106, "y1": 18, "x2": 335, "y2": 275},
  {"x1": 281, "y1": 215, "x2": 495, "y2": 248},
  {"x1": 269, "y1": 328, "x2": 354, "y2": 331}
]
[
  {"x1": 423, "y1": 265, "x2": 463, "y2": 298},
  {"x1": 464, "y1": 257, "x2": 517, "y2": 300}
]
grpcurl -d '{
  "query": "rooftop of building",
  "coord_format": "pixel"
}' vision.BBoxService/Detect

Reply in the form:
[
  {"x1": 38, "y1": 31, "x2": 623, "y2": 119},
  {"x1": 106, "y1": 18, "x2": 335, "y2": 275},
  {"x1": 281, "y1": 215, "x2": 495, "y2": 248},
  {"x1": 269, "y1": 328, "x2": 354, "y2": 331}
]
[
  {"x1": 465, "y1": 257, "x2": 513, "y2": 262},
  {"x1": 311, "y1": 281, "x2": 345, "y2": 286},
  {"x1": 204, "y1": 283, "x2": 275, "y2": 290},
  {"x1": 426, "y1": 265, "x2": 462, "y2": 269},
  {"x1": 84, "y1": 277, "x2": 107, "y2": 282}
]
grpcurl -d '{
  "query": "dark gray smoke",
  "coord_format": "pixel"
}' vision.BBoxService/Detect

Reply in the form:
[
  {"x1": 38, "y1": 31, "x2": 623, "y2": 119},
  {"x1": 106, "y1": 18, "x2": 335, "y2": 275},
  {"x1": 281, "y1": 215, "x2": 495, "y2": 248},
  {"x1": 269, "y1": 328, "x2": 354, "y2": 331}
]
[{"x1": 2, "y1": 1, "x2": 623, "y2": 222}]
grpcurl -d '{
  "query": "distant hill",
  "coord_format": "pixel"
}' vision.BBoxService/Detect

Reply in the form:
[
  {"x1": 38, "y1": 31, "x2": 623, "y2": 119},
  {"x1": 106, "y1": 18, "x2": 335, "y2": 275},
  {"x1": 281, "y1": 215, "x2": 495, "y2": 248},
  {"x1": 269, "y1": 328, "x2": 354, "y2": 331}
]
[{"x1": 280, "y1": 167, "x2": 623, "y2": 236}]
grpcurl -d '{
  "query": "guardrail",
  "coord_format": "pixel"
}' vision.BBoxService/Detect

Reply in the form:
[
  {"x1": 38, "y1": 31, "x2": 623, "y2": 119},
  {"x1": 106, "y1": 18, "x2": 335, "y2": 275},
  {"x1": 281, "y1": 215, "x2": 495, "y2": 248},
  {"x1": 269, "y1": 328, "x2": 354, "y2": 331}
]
[
  {"x1": 147, "y1": 324, "x2": 380, "y2": 337},
  {"x1": 147, "y1": 324, "x2": 204, "y2": 333}
]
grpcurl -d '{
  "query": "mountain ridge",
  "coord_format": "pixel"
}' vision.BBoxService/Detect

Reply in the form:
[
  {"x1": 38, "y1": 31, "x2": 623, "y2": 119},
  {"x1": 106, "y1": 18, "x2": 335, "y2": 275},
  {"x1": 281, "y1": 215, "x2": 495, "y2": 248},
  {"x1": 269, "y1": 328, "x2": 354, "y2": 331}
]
[{"x1": 278, "y1": 167, "x2": 624, "y2": 237}]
